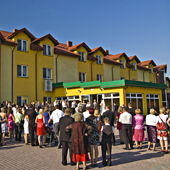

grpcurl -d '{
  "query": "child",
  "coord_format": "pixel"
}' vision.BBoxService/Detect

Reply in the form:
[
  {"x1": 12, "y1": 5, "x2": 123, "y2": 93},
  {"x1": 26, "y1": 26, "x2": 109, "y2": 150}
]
[{"x1": 101, "y1": 117, "x2": 114, "y2": 166}]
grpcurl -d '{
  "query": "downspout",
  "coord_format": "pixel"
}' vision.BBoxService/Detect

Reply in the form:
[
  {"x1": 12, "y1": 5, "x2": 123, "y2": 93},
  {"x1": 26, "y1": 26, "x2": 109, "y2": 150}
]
[
  {"x1": 124, "y1": 86, "x2": 128, "y2": 106},
  {"x1": 12, "y1": 44, "x2": 17, "y2": 103},
  {"x1": 35, "y1": 51, "x2": 39, "y2": 101},
  {"x1": 0, "y1": 39, "x2": 1, "y2": 102},
  {"x1": 56, "y1": 54, "x2": 59, "y2": 83},
  {"x1": 91, "y1": 61, "x2": 94, "y2": 81},
  {"x1": 143, "y1": 70, "x2": 146, "y2": 82},
  {"x1": 129, "y1": 68, "x2": 130, "y2": 80},
  {"x1": 112, "y1": 65, "x2": 115, "y2": 81}
]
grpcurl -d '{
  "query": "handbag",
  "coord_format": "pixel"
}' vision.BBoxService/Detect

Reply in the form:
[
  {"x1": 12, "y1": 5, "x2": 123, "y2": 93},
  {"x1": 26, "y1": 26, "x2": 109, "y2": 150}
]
[{"x1": 156, "y1": 116, "x2": 166, "y2": 130}]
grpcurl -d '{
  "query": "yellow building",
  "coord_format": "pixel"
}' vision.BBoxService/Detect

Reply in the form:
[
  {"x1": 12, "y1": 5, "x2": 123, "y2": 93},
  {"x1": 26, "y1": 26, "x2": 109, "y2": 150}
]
[{"x1": 0, "y1": 27, "x2": 168, "y2": 114}]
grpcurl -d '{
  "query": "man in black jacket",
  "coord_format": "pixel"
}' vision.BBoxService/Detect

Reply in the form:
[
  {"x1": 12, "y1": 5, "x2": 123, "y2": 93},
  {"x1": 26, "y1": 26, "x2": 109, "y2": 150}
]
[
  {"x1": 59, "y1": 108, "x2": 75, "y2": 166},
  {"x1": 27, "y1": 104, "x2": 38, "y2": 146},
  {"x1": 102, "y1": 105, "x2": 115, "y2": 145},
  {"x1": 113, "y1": 102, "x2": 118, "y2": 124},
  {"x1": 127, "y1": 103, "x2": 135, "y2": 117}
]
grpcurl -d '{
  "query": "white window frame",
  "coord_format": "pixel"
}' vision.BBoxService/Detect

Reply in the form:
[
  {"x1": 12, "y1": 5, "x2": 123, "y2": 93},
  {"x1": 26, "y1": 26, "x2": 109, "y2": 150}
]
[
  {"x1": 17, "y1": 65, "x2": 28, "y2": 77},
  {"x1": 17, "y1": 96, "x2": 28, "y2": 106},
  {"x1": 17, "y1": 39, "x2": 27, "y2": 52},
  {"x1": 43, "y1": 44, "x2": 52, "y2": 56},
  {"x1": 120, "y1": 60, "x2": 125, "y2": 68},
  {"x1": 132, "y1": 62, "x2": 136, "y2": 70},
  {"x1": 43, "y1": 68, "x2": 52, "y2": 79},
  {"x1": 97, "y1": 74, "x2": 103, "y2": 82},
  {"x1": 96, "y1": 55, "x2": 102, "y2": 64},
  {"x1": 78, "y1": 52, "x2": 85, "y2": 62},
  {"x1": 146, "y1": 94, "x2": 159, "y2": 109},
  {"x1": 79, "y1": 72, "x2": 86, "y2": 82}
]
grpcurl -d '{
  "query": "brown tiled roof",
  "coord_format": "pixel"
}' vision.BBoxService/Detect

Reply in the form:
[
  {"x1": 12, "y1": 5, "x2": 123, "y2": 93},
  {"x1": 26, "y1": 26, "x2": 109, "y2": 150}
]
[
  {"x1": 7, "y1": 28, "x2": 36, "y2": 40},
  {"x1": 104, "y1": 58, "x2": 123, "y2": 65},
  {"x1": 87, "y1": 55, "x2": 98, "y2": 61},
  {"x1": 30, "y1": 43, "x2": 43, "y2": 51},
  {"x1": 0, "y1": 31, "x2": 17, "y2": 45},
  {"x1": 153, "y1": 64, "x2": 167, "y2": 73},
  {"x1": 138, "y1": 60, "x2": 156, "y2": 66},
  {"x1": 88, "y1": 46, "x2": 106, "y2": 55},
  {"x1": 104, "y1": 52, "x2": 130, "y2": 61},
  {"x1": 32, "y1": 34, "x2": 59, "y2": 46},
  {"x1": 69, "y1": 42, "x2": 91, "y2": 52},
  {"x1": 129, "y1": 55, "x2": 140, "y2": 63},
  {"x1": 137, "y1": 64, "x2": 151, "y2": 71}
]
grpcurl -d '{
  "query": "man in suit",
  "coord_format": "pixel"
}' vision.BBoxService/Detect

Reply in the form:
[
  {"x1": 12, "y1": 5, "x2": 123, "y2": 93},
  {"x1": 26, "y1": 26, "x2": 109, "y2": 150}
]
[
  {"x1": 127, "y1": 103, "x2": 135, "y2": 117},
  {"x1": 27, "y1": 104, "x2": 38, "y2": 146},
  {"x1": 102, "y1": 105, "x2": 115, "y2": 145},
  {"x1": 113, "y1": 102, "x2": 118, "y2": 124},
  {"x1": 59, "y1": 108, "x2": 75, "y2": 166}
]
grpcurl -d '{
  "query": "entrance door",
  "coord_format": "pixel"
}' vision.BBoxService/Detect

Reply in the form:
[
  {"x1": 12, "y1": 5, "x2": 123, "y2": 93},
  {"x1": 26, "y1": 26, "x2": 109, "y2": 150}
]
[{"x1": 97, "y1": 94, "x2": 103, "y2": 103}]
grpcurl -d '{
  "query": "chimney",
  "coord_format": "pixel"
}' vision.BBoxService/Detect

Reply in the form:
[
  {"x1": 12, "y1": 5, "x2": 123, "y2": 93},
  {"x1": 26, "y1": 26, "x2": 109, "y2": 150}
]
[
  {"x1": 105, "y1": 50, "x2": 109, "y2": 55},
  {"x1": 13, "y1": 29, "x2": 18, "y2": 33},
  {"x1": 67, "y1": 41, "x2": 72, "y2": 47}
]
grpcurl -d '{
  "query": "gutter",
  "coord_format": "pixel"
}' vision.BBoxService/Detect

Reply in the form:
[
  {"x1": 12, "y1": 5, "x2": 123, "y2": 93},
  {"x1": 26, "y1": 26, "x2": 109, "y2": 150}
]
[
  {"x1": 112, "y1": 65, "x2": 115, "y2": 81},
  {"x1": 56, "y1": 54, "x2": 60, "y2": 83},
  {"x1": 143, "y1": 70, "x2": 146, "y2": 82},
  {"x1": 35, "y1": 51, "x2": 39, "y2": 101}
]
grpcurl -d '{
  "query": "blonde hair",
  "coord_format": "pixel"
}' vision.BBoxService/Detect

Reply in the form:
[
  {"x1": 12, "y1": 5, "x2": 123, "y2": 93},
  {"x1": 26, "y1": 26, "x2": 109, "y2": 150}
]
[
  {"x1": 150, "y1": 109, "x2": 155, "y2": 115},
  {"x1": 74, "y1": 113, "x2": 83, "y2": 122},
  {"x1": 160, "y1": 107, "x2": 165, "y2": 114},
  {"x1": 103, "y1": 117, "x2": 110, "y2": 124},
  {"x1": 39, "y1": 109, "x2": 44, "y2": 115},
  {"x1": 118, "y1": 106, "x2": 123, "y2": 113},
  {"x1": 135, "y1": 109, "x2": 141, "y2": 115},
  {"x1": 94, "y1": 109, "x2": 100, "y2": 117}
]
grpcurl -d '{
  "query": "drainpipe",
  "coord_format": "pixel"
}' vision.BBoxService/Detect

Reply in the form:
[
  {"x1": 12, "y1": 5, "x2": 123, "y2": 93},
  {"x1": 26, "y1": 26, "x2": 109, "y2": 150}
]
[
  {"x1": 0, "y1": 39, "x2": 1, "y2": 102},
  {"x1": 35, "y1": 51, "x2": 39, "y2": 101},
  {"x1": 143, "y1": 70, "x2": 146, "y2": 82},
  {"x1": 56, "y1": 54, "x2": 59, "y2": 83},
  {"x1": 12, "y1": 44, "x2": 17, "y2": 103},
  {"x1": 91, "y1": 61, "x2": 94, "y2": 81},
  {"x1": 129, "y1": 68, "x2": 130, "y2": 80},
  {"x1": 112, "y1": 65, "x2": 115, "y2": 81},
  {"x1": 124, "y1": 86, "x2": 128, "y2": 106}
]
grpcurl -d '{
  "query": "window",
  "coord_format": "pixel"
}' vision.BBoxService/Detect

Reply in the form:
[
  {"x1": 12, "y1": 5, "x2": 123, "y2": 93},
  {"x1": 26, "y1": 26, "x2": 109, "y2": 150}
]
[
  {"x1": 150, "y1": 81, "x2": 153, "y2": 83},
  {"x1": 78, "y1": 52, "x2": 85, "y2": 62},
  {"x1": 17, "y1": 39, "x2": 27, "y2": 51},
  {"x1": 149, "y1": 66, "x2": 152, "y2": 73},
  {"x1": 79, "y1": 72, "x2": 86, "y2": 82},
  {"x1": 97, "y1": 74, "x2": 103, "y2": 82},
  {"x1": 96, "y1": 55, "x2": 102, "y2": 64},
  {"x1": 132, "y1": 62, "x2": 136, "y2": 70},
  {"x1": 147, "y1": 94, "x2": 159, "y2": 113},
  {"x1": 121, "y1": 77, "x2": 125, "y2": 80},
  {"x1": 17, "y1": 65, "x2": 27, "y2": 77},
  {"x1": 17, "y1": 96, "x2": 28, "y2": 106},
  {"x1": 120, "y1": 60, "x2": 125, "y2": 68},
  {"x1": 43, "y1": 68, "x2": 52, "y2": 79},
  {"x1": 132, "y1": 79, "x2": 136, "y2": 81},
  {"x1": 43, "y1": 44, "x2": 51, "y2": 56},
  {"x1": 43, "y1": 97, "x2": 52, "y2": 103}
]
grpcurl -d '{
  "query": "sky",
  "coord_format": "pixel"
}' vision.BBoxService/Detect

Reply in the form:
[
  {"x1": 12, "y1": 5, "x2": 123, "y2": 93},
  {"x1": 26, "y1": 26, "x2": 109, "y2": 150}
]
[{"x1": 0, "y1": 0, "x2": 170, "y2": 77}]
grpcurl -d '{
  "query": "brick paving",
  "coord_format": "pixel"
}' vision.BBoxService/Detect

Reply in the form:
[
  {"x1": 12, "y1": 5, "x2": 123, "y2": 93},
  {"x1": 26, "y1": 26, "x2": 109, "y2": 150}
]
[{"x1": 0, "y1": 129, "x2": 170, "y2": 170}]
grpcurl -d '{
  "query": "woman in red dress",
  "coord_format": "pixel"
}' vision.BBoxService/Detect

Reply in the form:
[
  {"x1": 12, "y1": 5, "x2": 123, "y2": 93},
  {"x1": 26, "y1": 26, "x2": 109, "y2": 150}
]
[
  {"x1": 35, "y1": 109, "x2": 46, "y2": 148},
  {"x1": 66, "y1": 113, "x2": 93, "y2": 170}
]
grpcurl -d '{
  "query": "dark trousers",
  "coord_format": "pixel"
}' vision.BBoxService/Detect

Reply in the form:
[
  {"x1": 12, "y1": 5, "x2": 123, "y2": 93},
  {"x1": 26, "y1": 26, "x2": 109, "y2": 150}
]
[
  {"x1": 102, "y1": 141, "x2": 112, "y2": 166},
  {"x1": 72, "y1": 108, "x2": 75, "y2": 115},
  {"x1": 61, "y1": 141, "x2": 73, "y2": 165},
  {"x1": 112, "y1": 133, "x2": 115, "y2": 145},
  {"x1": 122, "y1": 124, "x2": 133, "y2": 149},
  {"x1": 0, "y1": 123, "x2": 2, "y2": 144},
  {"x1": 29, "y1": 125, "x2": 38, "y2": 145},
  {"x1": 15, "y1": 123, "x2": 22, "y2": 141},
  {"x1": 54, "y1": 123, "x2": 61, "y2": 147}
]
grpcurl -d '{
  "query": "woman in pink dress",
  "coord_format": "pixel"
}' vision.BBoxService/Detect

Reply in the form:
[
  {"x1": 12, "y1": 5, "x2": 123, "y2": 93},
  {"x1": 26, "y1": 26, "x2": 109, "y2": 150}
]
[
  {"x1": 7, "y1": 107, "x2": 15, "y2": 141},
  {"x1": 132, "y1": 109, "x2": 145, "y2": 149}
]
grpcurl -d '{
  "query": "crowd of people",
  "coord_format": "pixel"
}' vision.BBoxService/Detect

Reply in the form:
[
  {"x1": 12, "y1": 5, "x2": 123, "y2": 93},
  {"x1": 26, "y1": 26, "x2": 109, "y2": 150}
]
[{"x1": 0, "y1": 99, "x2": 170, "y2": 169}]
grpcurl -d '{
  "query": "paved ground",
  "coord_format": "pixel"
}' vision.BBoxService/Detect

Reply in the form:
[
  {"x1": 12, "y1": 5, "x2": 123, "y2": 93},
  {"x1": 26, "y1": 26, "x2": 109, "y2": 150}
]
[{"x1": 0, "y1": 129, "x2": 170, "y2": 170}]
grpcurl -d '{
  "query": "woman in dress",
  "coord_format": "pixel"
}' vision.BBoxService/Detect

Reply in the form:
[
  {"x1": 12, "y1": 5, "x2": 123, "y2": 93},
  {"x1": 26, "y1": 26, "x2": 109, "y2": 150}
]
[
  {"x1": 66, "y1": 113, "x2": 93, "y2": 170},
  {"x1": 132, "y1": 109, "x2": 145, "y2": 149},
  {"x1": 23, "y1": 111, "x2": 29, "y2": 144},
  {"x1": 44, "y1": 106, "x2": 51, "y2": 127},
  {"x1": 1, "y1": 108, "x2": 8, "y2": 145},
  {"x1": 157, "y1": 107, "x2": 169, "y2": 153},
  {"x1": 116, "y1": 106, "x2": 124, "y2": 144},
  {"x1": 146, "y1": 109, "x2": 158, "y2": 151},
  {"x1": 86, "y1": 108, "x2": 100, "y2": 166},
  {"x1": 35, "y1": 109, "x2": 46, "y2": 148},
  {"x1": 7, "y1": 107, "x2": 15, "y2": 141}
]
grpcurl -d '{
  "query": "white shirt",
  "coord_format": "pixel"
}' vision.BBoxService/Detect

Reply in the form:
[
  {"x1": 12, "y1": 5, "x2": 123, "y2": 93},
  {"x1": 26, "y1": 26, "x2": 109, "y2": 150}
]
[
  {"x1": 101, "y1": 123, "x2": 114, "y2": 133},
  {"x1": 146, "y1": 114, "x2": 158, "y2": 126},
  {"x1": 53, "y1": 101, "x2": 57, "y2": 107},
  {"x1": 12, "y1": 107, "x2": 17, "y2": 115},
  {"x1": 71, "y1": 102, "x2": 76, "y2": 108},
  {"x1": 86, "y1": 103, "x2": 91, "y2": 107},
  {"x1": 119, "y1": 112, "x2": 132, "y2": 124},
  {"x1": 83, "y1": 110, "x2": 90, "y2": 121},
  {"x1": 62, "y1": 101, "x2": 67, "y2": 108},
  {"x1": 157, "y1": 114, "x2": 168, "y2": 123},
  {"x1": 50, "y1": 109, "x2": 64, "y2": 124}
]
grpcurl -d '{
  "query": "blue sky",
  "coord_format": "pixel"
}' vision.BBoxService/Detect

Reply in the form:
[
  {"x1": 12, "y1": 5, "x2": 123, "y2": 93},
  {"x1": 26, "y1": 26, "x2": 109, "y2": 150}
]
[{"x1": 0, "y1": 0, "x2": 170, "y2": 76}]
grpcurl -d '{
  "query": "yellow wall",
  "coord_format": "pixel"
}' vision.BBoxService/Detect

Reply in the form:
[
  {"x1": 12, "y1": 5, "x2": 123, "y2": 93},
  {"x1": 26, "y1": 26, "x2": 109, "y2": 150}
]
[
  {"x1": 147, "y1": 63, "x2": 155, "y2": 83},
  {"x1": 117, "y1": 56, "x2": 129, "y2": 79},
  {"x1": 129, "y1": 59, "x2": 138, "y2": 80},
  {"x1": 55, "y1": 54, "x2": 78, "y2": 83},
  {"x1": 74, "y1": 46, "x2": 91, "y2": 82},
  {"x1": 91, "y1": 50, "x2": 104, "y2": 81},
  {"x1": 137, "y1": 69, "x2": 150, "y2": 82},
  {"x1": 1, "y1": 44, "x2": 13, "y2": 102}
]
